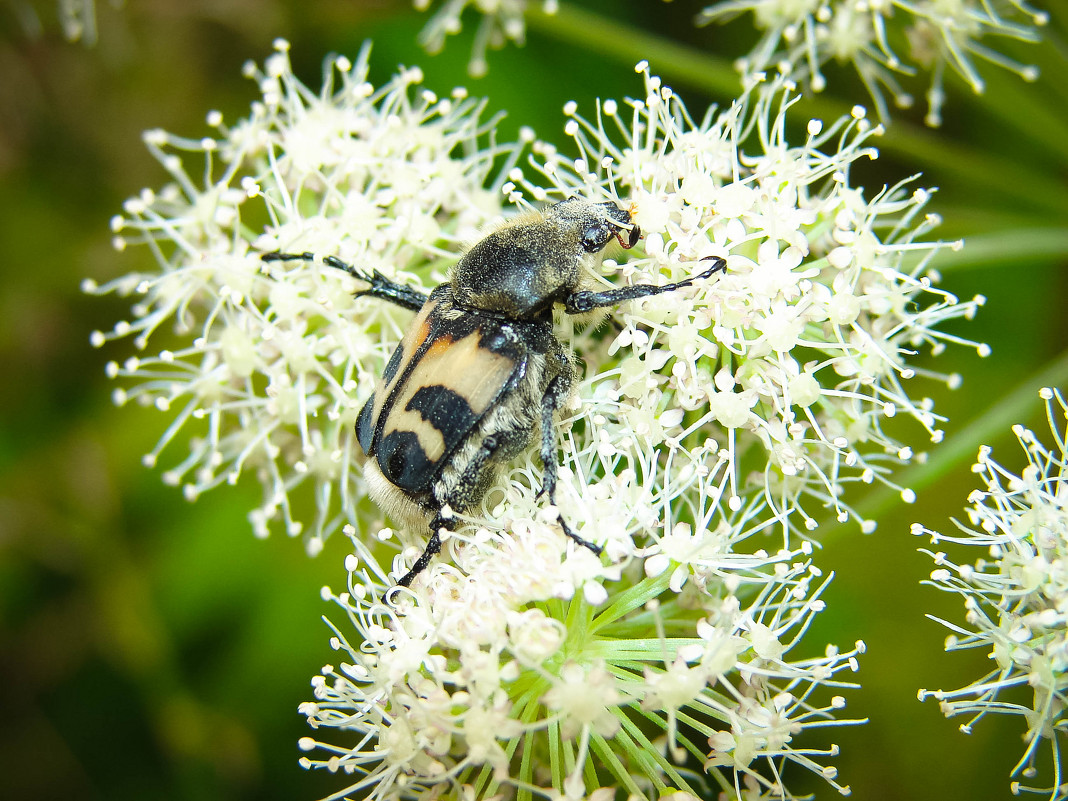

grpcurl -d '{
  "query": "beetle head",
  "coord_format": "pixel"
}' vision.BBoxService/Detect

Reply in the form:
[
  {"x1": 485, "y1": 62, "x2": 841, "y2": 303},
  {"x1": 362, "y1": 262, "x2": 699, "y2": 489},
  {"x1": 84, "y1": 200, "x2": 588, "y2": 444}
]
[{"x1": 550, "y1": 197, "x2": 640, "y2": 252}]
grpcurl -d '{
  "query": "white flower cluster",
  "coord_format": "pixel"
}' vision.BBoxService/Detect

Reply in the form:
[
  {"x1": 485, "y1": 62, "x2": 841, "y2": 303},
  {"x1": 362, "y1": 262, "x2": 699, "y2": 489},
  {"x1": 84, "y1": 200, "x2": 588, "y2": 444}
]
[
  {"x1": 296, "y1": 64, "x2": 982, "y2": 800},
  {"x1": 509, "y1": 66, "x2": 985, "y2": 547},
  {"x1": 917, "y1": 387, "x2": 1068, "y2": 799},
  {"x1": 91, "y1": 36, "x2": 987, "y2": 799},
  {"x1": 85, "y1": 39, "x2": 525, "y2": 553},
  {"x1": 697, "y1": 0, "x2": 1048, "y2": 125},
  {"x1": 414, "y1": 0, "x2": 559, "y2": 76},
  {"x1": 300, "y1": 529, "x2": 865, "y2": 800}
]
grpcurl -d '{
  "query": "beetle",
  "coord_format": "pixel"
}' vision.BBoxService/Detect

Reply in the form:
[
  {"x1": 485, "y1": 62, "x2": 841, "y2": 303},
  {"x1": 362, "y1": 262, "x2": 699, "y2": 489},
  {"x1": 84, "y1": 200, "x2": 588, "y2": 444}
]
[{"x1": 264, "y1": 197, "x2": 725, "y2": 595}]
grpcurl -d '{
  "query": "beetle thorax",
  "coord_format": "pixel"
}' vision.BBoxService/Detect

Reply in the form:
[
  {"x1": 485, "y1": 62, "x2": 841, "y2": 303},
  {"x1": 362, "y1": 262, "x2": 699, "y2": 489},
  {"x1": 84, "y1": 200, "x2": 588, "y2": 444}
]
[
  {"x1": 450, "y1": 216, "x2": 584, "y2": 318},
  {"x1": 450, "y1": 198, "x2": 634, "y2": 318}
]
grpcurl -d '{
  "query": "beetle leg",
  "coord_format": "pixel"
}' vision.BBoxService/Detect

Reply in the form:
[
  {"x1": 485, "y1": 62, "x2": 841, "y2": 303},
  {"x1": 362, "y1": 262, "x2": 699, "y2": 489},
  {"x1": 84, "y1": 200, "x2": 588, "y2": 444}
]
[
  {"x1": 262, "y1": 251, "x2": 429, "y2": 312},
  {"x1": 396, "y1": 522, "x2": 444, "y2": 588},
  {"x1": 539, "y1": 372, "x2": 603, "y2": 557},
  {"x1": 563, "y1": 255, "x2": 726, "y2": 315},
  {"x1": 382, "y1": 512, "x2": 450, "y2": 603}
]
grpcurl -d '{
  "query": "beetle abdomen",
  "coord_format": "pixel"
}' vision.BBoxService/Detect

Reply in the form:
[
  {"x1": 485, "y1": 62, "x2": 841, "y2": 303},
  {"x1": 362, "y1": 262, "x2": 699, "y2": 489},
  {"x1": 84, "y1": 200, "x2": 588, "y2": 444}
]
[
  {"x1": 360, "y1": 294, "x2": 529, "y2": 497},
  {"x1": 375, "y1": 386, "x2": 480, "y2": 491}
]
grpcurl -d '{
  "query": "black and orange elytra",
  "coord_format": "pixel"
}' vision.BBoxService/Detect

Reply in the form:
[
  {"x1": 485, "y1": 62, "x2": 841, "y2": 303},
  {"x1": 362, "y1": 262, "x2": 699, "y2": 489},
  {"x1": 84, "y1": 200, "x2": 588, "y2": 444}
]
[{"x1": 264, "y1": 197, "x2": 725, "y2": 597}]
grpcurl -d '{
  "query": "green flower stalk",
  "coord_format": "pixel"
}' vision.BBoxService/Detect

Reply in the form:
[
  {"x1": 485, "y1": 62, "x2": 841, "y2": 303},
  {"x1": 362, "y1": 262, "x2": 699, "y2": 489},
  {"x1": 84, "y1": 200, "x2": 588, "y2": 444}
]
[{"x1": 918, "y1": 387, "x2": 1068, "y2": 799}]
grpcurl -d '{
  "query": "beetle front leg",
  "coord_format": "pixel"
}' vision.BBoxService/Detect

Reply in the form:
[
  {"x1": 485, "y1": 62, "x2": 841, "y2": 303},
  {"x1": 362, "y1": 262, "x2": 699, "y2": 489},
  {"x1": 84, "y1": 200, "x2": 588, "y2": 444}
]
[
  {"x1": 563, "y1": 255, "x2": 726, "y2": 315},
  {"x1": 262, "y1": 251, "x2": 429, "y2": 312},
  {"x1": 540, "y1": 373, "x2": 603, "y2": 557}
]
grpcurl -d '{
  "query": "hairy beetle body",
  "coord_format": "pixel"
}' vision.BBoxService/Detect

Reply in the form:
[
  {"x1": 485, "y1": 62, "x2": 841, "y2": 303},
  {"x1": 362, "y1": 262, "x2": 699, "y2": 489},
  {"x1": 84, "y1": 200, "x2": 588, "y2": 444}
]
[
  {"x1": 357, "y1": 284, "x2": 568, "y2": 530},
  {"x1": 264, "y1": 198, "x2": 725, "y2": 595}
]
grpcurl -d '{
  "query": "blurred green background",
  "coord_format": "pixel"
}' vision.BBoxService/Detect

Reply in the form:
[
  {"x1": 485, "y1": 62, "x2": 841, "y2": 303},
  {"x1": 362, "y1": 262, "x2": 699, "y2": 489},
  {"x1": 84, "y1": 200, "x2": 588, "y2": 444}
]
[{"x1": 0, "y1": 0, "x2": 1065, "y2": 799}]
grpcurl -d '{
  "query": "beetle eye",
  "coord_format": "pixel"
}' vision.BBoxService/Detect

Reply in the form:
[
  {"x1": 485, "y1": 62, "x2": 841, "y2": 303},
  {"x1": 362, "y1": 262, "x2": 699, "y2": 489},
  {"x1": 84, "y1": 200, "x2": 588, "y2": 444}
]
[{"x1": 581, "y1": 224, "x2": 611, "y2": 252}]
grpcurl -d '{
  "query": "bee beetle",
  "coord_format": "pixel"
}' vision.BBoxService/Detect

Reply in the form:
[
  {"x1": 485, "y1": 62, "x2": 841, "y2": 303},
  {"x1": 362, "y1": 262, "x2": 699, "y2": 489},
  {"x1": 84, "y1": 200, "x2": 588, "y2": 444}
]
[{"x1": 264, "y1": 198, "x2": 725, "y2": 596}]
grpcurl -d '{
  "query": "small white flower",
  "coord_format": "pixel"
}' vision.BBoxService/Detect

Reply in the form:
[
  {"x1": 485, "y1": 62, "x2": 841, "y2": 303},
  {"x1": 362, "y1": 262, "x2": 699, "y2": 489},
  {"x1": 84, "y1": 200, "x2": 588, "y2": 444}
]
[
  {"x1": 542, "y1": 660, "x2": 624, "y2": 738},
  {"x1": 918, "y1": 387, "x2": 1068, "y2": 798},
  {"x1": 58, "y1": 0, "x2": 99, "y2": 43},
  {"x1": 697, "y1": 0, "x2": 1048, "y2": 125},
  {"x1": 87, "y1": 41, "x2": 525, "y2": 551}
]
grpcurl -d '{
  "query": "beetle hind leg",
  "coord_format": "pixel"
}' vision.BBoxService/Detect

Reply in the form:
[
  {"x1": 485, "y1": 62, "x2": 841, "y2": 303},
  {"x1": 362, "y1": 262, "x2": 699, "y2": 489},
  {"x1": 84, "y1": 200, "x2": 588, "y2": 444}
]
[
  {"x1": 383, "y1": 512, "x2": 450, "y2": 603},
  {"x1": 396, "y1": 521, "x2": 445, "y2": 588},
  {"x1": 556, "y1": 515, "x2": 603, "y2": 555}
]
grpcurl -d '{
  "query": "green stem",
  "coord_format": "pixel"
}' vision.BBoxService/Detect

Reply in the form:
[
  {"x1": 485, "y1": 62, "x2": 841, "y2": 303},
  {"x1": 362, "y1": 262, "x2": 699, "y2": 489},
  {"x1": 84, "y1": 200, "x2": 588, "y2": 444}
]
[
  {"x1": 959, "y1": 64, "x2": 1068, "y2": 164},
  {"x1": 527, "y1": 4, "x2": 740, "y2": 98},
  {"x1": 1029, "y1": 24, "x2": 1068, "y2": 107},
  {"x1": 871, "y1": 122, "x2": 1068, "y2": 217},
  {"x1": 933, "y1": 227, "x2": 1068, "y2": 271},
  {"x1": 526, "y1": 5, "x2": 1068, "y2": 217}
]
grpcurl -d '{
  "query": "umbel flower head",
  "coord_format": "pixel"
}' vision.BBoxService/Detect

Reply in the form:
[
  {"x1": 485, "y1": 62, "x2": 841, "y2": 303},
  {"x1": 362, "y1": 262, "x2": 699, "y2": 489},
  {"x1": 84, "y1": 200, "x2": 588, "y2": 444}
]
[
  {"x1": 88, "y1": 39, "x2": 983, "y2": 799},
  {"x1": 697, "y1": 0, "x2": 1048, "y2": 125},
  {"x1": 297, "y1": 64, "x2": 984, "y2": 801},
  {"x1": 85, "y1": 39, "x2": 527, "y2": 553},
  {"x1": 301, "y1": 525, "x2": 865, "y2": 801},
  {"x1": 508, "y1": 65, "x2": 984, "y2": 547},
  {"x1": 917, "y1": 388, "x2": 1068, "y2": 799}
]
